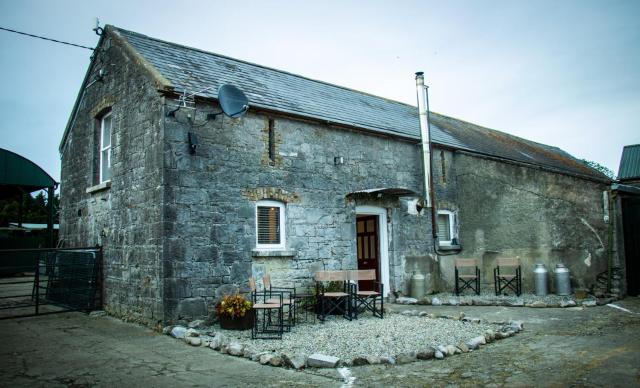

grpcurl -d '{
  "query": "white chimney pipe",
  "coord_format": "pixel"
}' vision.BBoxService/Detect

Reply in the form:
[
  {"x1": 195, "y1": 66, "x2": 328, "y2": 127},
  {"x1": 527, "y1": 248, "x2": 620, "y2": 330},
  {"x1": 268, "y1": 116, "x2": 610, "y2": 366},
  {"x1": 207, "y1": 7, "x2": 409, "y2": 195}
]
[{"x1": 415, "y1": 72, "x2": 432, "y2": 208}]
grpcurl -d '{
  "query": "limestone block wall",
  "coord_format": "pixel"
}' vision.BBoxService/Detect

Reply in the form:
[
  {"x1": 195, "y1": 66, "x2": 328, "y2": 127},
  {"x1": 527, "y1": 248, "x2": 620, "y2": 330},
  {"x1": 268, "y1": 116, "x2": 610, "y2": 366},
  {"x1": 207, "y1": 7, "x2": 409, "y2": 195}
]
[
  {"x1": 59, "y1": 32, "x2": 165, "y2": 325},
  {"x1": 161, "y1": 103, "x2": 432, "y2": 320},
  {"x1": 436, "y1": 151, "x2": 611, "y2": 294}
]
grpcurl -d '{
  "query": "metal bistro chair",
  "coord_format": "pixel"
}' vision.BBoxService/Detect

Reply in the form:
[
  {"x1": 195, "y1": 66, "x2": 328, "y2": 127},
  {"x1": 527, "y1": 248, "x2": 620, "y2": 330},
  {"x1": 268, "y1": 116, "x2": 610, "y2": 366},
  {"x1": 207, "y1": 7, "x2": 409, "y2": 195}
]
[
  {"x1": 249, "y1": 277, "x2": 284, "y2": 340},
  {"x1": 348, "y1": 269, "x2": 383, "y2": 319},
  {"x1": 263, "y1": 273, "x2": 296, "y2": 331},
  {"x1": 494, "y1": 258, "x2": 522, "y2": 296},
  {"x1": 315, "y1": 270, "x2": 352, "y2": 322},
  {"x1": 455, "y1": 258, "x2": 480, "y2": 295}
]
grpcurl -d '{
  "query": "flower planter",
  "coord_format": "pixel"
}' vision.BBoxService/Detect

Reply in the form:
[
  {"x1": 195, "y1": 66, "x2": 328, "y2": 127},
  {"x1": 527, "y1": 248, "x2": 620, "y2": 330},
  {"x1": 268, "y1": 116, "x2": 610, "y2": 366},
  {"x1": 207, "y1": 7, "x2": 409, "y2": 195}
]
[{"x1": 219, "y1": 310, "x2": 254, "y2": 330}]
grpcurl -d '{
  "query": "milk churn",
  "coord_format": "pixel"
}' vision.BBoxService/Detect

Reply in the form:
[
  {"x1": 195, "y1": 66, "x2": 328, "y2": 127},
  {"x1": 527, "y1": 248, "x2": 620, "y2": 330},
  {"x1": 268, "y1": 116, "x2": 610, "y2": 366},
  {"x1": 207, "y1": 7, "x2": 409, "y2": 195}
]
[
  {"x1": 554, "y1": 264, "x2": 571, "y2": 296},
  {"x1": 533, "y1": 264, "x2": 548, "y2": 296},
  {"x1": 410, "y1": 272, "x2": 426, "y2": 299}
]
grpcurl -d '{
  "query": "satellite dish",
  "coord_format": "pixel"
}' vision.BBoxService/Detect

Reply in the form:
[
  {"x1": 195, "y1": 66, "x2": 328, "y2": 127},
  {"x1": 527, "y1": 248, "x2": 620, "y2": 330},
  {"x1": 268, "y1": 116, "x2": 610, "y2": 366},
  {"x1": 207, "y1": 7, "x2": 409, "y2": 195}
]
[{"x1": 218, "y1": 84, "x2": 249, "y2": 118}]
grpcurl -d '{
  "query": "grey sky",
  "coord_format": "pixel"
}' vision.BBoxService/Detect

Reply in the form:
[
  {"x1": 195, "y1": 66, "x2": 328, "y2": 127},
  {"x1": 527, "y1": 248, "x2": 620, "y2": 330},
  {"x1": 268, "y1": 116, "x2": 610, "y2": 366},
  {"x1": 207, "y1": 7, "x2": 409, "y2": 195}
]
[{"x1": 1, "y1": 0, "x2": 638, "y2": 183}]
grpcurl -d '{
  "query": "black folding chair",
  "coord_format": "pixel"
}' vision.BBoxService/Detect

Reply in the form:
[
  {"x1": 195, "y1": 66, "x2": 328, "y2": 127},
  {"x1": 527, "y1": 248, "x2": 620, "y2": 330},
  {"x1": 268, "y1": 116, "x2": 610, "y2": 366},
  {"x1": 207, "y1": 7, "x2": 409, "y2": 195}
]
[
  {"x1": 263, "y1": 273, "x2": 296, "y2": 331},
  {"x1": 348, "y1": 269, "x2": 383, "y2": 319},
  {"x1": 315, "y1": 270, "x2": 352, "y2": 322},
  {"x1": 455, "y1": 258, "x2": 480, "y2": 295},
  {"x1": 494, "y1": 258, "x2": 522, "y2": 296},
  {"x1": 249, "y1": 277, "x2": 284, "y2": 340}
]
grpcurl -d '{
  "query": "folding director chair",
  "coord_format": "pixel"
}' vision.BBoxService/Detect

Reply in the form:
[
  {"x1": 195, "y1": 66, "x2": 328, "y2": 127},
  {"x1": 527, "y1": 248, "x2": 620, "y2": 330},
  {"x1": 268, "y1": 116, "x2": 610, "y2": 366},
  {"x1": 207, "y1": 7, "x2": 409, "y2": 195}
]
[
  {"x1": 315, "y1": 270, "x2": 352, "y2": 322},
  {"x1": 348, "y1": 269, "x2": 383, "y2": 319},
  {"x1": 455, "y1": 258, "x2": 480, "y2": 295},
  {"x1": 494, "y1": 258, "x2": 522, "y2": 296}
]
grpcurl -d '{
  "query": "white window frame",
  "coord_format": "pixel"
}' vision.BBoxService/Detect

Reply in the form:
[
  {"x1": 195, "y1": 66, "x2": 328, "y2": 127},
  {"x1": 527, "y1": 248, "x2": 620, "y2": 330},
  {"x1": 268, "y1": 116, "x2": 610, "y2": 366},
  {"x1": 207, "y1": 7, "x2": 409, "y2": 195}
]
[
  {"x1": 99, "y1": 112, "x2": 112, "y2": 183},
  {"x1": 437, "y1": 210, "x2": 456, "y2": 246},
  {"x1": 255, "y1": 200, "x2": 286, "y2": 250}
]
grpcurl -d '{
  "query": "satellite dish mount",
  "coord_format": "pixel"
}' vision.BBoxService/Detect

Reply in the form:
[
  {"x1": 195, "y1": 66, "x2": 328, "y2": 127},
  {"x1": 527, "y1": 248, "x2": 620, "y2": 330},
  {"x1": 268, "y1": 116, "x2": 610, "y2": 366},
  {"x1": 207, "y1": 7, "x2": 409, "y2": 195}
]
[
  {"x1": 207, "y1": 84, "x2": 250, "y2": 120},
  {"x1": 167, "y1": 84, "x2": 249, "y2": 120}
]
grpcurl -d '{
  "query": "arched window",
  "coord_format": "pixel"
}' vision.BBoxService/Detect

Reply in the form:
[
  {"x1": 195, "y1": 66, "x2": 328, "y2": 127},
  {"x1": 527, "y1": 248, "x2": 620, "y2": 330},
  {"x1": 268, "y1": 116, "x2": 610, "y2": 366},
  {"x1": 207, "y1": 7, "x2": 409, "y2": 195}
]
[{"x1": 256, "y1": 200, "x2": 286, "y2": 250}]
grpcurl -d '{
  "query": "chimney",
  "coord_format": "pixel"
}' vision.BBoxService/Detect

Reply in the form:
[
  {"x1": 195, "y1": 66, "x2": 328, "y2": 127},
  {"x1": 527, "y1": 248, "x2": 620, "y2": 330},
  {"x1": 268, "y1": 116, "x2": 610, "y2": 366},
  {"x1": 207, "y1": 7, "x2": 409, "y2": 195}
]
[{"x1": 415, "y1": 72, "x2": 432, "y2": 208}]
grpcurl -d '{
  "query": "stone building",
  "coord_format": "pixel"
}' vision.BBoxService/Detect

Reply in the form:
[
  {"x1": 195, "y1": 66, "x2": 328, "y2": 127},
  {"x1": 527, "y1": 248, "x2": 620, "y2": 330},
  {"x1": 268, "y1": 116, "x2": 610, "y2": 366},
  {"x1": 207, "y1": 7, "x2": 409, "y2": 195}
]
[
  {"x1": 613, "y1": 145, "x2": 640, "y2": 296},
  {"x1": 59, "y1": 26, "x2": 614, "y2": 325}
]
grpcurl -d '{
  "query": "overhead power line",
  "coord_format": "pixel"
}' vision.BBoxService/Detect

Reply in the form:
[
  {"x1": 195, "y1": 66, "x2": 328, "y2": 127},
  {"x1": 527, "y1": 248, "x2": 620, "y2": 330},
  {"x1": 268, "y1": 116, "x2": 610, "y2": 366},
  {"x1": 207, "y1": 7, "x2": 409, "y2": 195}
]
[{"x1": 0, "y1": 26, "x2": 94, "y2": 50}]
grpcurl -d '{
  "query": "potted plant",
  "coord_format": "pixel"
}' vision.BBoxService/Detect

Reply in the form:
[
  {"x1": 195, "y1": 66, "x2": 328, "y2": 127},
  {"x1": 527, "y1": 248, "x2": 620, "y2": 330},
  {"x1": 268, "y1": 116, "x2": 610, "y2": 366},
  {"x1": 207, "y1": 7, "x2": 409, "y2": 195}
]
[{"x1": 215, "y1": 294, "x2": 254, "y2": 330}]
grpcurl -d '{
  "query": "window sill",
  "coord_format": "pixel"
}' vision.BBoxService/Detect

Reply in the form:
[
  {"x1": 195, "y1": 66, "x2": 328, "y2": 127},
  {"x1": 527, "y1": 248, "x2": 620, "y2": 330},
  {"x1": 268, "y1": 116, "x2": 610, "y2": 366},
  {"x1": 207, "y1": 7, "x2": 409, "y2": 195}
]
[
  {"x1": 86, "y1": 181, "x2": 111, "y2": 194},
  {"x1": 251, "y1": 249, "x2": 297, "y2": 258},
  {"x1": 438, "y1": 244, "x2": 461, "y2": 252}
]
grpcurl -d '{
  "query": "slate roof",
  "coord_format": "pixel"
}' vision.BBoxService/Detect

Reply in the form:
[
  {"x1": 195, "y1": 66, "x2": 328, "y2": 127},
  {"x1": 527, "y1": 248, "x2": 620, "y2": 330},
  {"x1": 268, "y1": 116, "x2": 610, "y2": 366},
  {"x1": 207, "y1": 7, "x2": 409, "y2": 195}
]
[
  {"x1": 107, "y1": 26, "x2": 608, "y2": 182},
  {"x1": 618, "y1": 144, "x2": 640, "y2": 180}
]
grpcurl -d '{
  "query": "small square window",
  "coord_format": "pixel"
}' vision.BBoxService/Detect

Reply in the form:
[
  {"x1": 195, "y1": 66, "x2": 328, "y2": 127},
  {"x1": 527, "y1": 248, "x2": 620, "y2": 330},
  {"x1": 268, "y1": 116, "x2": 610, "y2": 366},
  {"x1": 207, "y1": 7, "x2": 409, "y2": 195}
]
[{"x1": 256, "y1": 200, "x2": 286, "y2": 250}]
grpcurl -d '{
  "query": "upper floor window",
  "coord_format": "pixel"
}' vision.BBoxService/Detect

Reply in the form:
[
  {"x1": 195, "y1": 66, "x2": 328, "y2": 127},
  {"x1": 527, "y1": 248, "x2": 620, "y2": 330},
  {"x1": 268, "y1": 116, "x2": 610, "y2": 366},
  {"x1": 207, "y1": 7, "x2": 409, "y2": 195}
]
[
  {"x1": 100, "y1": 112, "x2": 112, "y2": 182},
  {"x1": 437, "y1": 210, "x2": 457, "y2": 246},
  {"x1": 256, "y1": 200, "x2": 285, "y2": 250}
]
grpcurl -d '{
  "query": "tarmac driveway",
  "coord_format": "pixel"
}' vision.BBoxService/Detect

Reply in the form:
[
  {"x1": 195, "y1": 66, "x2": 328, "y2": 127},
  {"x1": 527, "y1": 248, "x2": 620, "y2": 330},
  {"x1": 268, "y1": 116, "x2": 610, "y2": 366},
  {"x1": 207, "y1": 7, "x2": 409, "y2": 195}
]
[{"x1": 1, "y1": 297, "x2": 639, "y2": 387}]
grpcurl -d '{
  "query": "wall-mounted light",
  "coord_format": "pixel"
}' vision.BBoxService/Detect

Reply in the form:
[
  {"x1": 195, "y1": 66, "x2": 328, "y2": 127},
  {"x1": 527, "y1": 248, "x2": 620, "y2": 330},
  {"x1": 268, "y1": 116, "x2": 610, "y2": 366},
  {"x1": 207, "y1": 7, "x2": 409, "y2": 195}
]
[
  {"x1": 188, "y1": 132, "x2": 198, "y2": 155},
  {"x1": 334, "y1": 156, "x2": 344, "y2": 165}
]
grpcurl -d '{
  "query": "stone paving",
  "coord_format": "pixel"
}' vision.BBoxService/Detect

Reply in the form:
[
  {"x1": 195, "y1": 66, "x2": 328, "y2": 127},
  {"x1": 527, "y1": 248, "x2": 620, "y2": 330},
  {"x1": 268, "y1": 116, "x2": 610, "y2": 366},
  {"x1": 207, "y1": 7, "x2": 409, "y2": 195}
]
[{"x1": 1, "y1": 297, "x2": 639, "y2": 386}]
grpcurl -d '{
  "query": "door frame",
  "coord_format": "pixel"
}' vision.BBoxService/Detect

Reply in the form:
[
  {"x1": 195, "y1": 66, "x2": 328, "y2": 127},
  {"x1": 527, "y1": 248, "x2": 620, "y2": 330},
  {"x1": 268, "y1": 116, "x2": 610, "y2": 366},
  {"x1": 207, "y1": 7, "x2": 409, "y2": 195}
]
[{"x1": 356, "y1": 206, "x2": 389, "y2": 296}]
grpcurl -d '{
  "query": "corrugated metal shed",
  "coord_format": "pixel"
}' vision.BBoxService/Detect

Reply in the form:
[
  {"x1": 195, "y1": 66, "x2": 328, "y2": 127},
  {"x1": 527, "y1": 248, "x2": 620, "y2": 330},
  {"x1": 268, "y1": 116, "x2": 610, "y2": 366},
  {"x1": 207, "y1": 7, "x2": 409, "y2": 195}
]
[
  {"x1": 110, "y1": 26, "x2": 608, "y2": 182},
  {"x1": 618, "y1": 144, "x2": 640, "y2": 180}
]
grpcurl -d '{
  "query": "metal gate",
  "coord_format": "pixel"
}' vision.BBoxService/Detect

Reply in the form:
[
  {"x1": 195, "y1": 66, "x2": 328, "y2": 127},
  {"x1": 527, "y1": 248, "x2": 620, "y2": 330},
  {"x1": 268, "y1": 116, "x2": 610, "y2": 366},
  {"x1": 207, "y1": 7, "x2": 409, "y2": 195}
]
[{"x1": 0, "y1": 247, "x2": 102, "y2": 319}]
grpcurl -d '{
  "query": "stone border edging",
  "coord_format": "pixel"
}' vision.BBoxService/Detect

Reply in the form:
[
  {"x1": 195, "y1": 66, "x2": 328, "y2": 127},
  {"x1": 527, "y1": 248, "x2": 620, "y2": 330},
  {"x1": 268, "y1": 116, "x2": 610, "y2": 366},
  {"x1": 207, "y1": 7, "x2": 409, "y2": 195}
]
[
  {"x1": 394, "y1": 295, "x2": 619, "y2": 308},
  {"x1": 163, "y1": 312, "x2": 524, "y2": 370}
]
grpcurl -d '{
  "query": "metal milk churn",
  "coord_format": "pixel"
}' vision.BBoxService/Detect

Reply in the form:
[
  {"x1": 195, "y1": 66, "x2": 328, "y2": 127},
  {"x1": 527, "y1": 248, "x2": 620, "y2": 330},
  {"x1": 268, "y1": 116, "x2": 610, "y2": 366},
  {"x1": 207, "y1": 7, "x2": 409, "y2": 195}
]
[
  {"x1": 410, "y1": 272, "x2": 426, "y2": 299},
  {"x1": 554, "y1": 263, "x2": 571, "y2": 296},
  {"x1": 533, "y1": 264, "x2": 548, "y2": 296}
]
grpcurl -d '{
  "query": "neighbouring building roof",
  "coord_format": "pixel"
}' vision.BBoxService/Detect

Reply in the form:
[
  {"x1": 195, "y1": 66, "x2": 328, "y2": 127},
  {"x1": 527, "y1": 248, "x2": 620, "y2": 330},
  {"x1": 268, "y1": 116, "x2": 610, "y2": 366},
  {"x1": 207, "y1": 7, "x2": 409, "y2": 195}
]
[
  {"x1": 73, "y1": 26, "x2": 609, "y2": 181},
  {"x1": 618, "y1": 144, "x2": 640, "y2": 181},
  {"x1": 0, "y1": 148, "x2": 57, "y2": 199}
]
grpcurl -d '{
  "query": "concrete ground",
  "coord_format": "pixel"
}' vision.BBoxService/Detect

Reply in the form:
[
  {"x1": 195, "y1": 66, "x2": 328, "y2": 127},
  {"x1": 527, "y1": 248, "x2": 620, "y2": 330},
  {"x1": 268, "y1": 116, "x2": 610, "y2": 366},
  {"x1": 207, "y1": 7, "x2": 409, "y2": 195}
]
[{"x1": 1, "y1": 298, "x2": 639, "y2": 387}]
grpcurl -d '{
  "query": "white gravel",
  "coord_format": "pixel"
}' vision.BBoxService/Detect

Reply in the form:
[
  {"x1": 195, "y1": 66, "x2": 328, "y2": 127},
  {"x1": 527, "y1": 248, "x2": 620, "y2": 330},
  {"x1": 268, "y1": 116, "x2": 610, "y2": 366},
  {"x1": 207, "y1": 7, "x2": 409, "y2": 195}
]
[{"x1": 215, "y1": 313, "x2": 499, "y2": 361}]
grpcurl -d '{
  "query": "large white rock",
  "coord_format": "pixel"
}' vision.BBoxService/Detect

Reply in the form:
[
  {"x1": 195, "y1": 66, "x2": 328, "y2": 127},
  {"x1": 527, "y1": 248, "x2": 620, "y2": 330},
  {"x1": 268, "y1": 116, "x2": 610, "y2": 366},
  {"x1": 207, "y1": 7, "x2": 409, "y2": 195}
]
[
  {"x1": 307, "y1": 353, "x2": 340, "y2": 368},
  {"x1": 227, "y1": 343, "x2": 244, "y2": 356},
  {"x1": 186, "y1": 337, "x2": 202, "y2": 346},
  {"x1": 283, "y1": 353, "x2": 307, "y2": 369},
  {"x1": 185, "y1": 328, "x2": 199, "y2": 338},
  {"x1": 396, "y1": 297, "x2": 418, "y2": 305},
  {"x1": 170, "y1": 326, "x2": 187, "y2": 339},
  {"x1": 466, "y1": 335, "x2": 486, "y2": 350}
]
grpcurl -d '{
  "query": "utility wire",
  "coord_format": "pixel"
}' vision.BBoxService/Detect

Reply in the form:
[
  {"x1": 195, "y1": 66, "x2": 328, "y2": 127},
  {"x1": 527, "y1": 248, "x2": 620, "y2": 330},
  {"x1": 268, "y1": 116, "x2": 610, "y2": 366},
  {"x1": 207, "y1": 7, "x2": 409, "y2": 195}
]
[{"x1": 0, "y1": 26, "x2": 94, "y2": 50}]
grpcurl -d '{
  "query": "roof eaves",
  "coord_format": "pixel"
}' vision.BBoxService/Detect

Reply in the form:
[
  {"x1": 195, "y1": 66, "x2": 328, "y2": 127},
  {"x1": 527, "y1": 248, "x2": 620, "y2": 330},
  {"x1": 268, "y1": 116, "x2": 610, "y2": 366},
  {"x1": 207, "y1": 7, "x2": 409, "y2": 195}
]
[{"x1": 455, "y1": 149, "x2": 611, "y2": 184}]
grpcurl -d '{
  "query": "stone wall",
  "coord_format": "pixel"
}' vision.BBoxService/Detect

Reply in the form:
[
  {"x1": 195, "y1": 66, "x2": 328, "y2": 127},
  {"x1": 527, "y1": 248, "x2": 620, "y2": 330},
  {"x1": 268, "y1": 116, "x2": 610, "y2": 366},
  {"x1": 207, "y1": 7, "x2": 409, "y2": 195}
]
[
  {"x1": 161, "y1": 104, "x2": 432, "y2": 320},
  {"x1": 59, "y1": 32, "x2": 165, "y2": 325},
  {"x1": 434, "y1": 151, "x2": 611, "y2": 294}
]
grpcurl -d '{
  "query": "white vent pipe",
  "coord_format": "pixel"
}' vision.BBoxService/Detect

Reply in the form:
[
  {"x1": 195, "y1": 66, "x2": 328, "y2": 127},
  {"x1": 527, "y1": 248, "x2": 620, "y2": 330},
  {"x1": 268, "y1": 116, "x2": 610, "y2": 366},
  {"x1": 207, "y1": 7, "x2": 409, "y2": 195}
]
[{"x1": 415, "y1": 72, "x2": 432, "y2": 208}]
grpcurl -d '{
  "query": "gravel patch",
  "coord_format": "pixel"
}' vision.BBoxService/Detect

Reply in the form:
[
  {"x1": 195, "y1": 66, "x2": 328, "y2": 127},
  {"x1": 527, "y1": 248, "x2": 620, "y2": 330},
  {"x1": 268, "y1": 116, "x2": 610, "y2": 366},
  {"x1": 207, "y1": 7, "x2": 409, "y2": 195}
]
[{"x1": 214, "y1": 313, "x2": 500, "y2": 361}]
